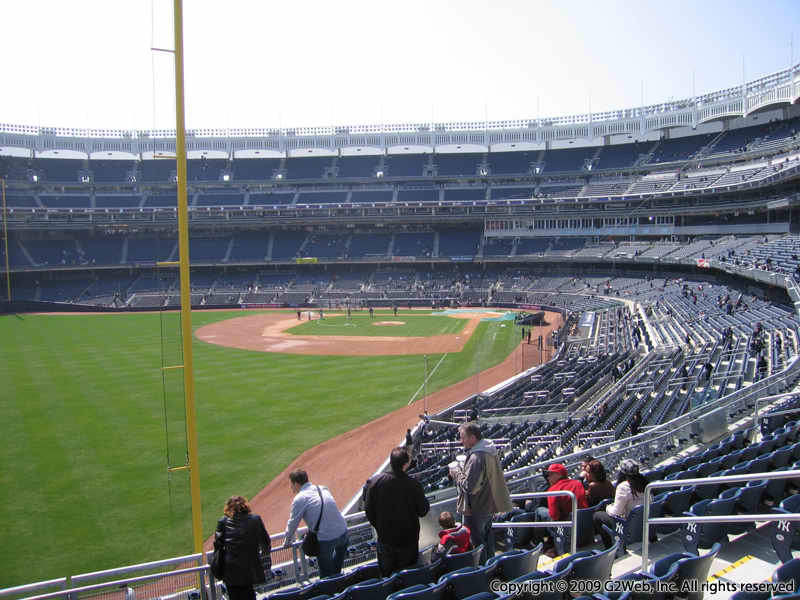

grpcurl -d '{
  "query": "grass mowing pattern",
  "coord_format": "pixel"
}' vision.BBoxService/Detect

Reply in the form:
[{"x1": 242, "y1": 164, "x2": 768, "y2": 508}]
[
  {"x1": 287, "y1": 313, "x2": 466, "y2": 337},
  {"x1": 0, "y1": 310, "x2": 520, "y2": 587}
]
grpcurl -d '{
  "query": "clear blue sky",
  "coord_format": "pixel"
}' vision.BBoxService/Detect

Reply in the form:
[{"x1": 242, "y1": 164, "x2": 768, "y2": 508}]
[{"x1": 2, "y1": 0, "x2": 798, "y2": 130}]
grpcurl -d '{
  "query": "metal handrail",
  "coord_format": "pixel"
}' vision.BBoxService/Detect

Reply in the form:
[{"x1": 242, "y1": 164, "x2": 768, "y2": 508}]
[
  {"x1": 490, "y1": 491, "x2": 578, "y2": 555},
  {"x1": 71, "y1": 553, "x2": 203, "y2": 584},
  {"x1": 752, "y1": 393, "x2": 800, "y2": 427},
  {"x1": 641, "y1": 469, "x2": 800, "y2": 571},
  {"x1": 22, "y1": 565, "x2": 208, "y2": 600},
  {"x1": 0, "y1": 579, "x2": 68, "y2": 600}
]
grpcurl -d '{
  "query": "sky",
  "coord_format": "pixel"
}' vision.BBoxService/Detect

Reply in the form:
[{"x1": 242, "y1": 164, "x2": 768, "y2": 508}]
[{"x1": 1, "y1": 0, "x2": 799, "y2": 131}]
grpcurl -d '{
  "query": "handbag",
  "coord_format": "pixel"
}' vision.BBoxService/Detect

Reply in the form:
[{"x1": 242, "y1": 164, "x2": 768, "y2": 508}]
[
  {"x1": 301, "y1": 486, "x2": 325, "y2": 557},
  {"x1": 210, "y1": 518, "x2": 226, "y2": 579}
]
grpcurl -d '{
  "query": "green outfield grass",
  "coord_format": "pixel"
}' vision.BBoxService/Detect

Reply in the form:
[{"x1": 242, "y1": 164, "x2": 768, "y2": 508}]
[
  {"x1": 287, "y1": 312, "x2": 466, "y2": 337},
  {"x1": 0, "y1": 309, "x2": 521, "y2": 587}
]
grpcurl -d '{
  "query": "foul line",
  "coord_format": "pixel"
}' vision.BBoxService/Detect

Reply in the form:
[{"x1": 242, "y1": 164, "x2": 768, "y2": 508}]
[{"x1": 407, "y1": 353, "x2": 449, "y2": 406}]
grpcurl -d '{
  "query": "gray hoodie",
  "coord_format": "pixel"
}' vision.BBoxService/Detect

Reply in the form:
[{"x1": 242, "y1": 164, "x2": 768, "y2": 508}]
[{"x1": 454, "y1": 438, "x2": 513, "y2": 516}]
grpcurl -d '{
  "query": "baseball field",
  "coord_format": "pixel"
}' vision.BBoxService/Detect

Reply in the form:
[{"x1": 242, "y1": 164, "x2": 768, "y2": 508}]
[{"x1": 0, "y1": 308, "x2": 536, "y2": 588}]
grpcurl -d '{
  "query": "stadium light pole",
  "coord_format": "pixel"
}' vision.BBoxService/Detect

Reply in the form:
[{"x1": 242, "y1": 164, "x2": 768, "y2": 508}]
[
  {"x1": 173, "y1": 0, "x2": 203, "y2": 556},
  {"x1": 2, "y1": 178, "x2": 10, "y2": 302}
]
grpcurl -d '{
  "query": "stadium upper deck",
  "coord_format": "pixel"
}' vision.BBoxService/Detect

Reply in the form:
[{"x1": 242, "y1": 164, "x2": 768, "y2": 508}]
[{"x1": 2, "y1": 63, "x2": 800, "y2": 156}]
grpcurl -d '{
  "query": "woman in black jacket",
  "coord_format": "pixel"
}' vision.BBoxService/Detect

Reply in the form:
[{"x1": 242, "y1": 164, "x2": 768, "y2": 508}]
[{"x1": 214, "y1": 496, "x2": 272, "y2": 600}]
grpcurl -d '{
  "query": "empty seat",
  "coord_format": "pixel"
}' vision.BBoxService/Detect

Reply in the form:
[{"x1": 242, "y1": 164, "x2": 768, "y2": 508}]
[
  {"x1": 386, "y1": 581, "x2": 447, "y2": 600},
  {"x1": 437, "y1": 563, "x2": 497, "y2": 600},
  {"x1": 683, "y1": 496, "x2": 735, "y2": 554},
  {"x1": 440, "y1": 545, "x2": 483, "y2": 574},
  {"x1": 485, "y1": 545, "x2": 542, "y2": 581},
  {"x1": 649, "y1": 543, "x2": 722, "y2": 600}
]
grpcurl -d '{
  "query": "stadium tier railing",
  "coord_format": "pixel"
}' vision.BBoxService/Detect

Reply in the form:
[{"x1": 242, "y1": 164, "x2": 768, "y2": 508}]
[
  {"x1": 0, "y1": 553, "x2": 209, "y2": 600},
  {"x1": 640, "y1": 470, "x2": 800, "y2": 571},
  {"x1": 491, "y1": 491, "x2": 578, "y2": 555}
]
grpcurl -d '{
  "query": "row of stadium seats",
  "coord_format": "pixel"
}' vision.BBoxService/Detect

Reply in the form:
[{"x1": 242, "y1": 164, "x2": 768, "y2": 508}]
[
  {"x1": 5, "y1": 118, "x2": 797, "y2": 185},
  {"x1": 10, "y1": 231, "x2": 795, "y2": 270}
]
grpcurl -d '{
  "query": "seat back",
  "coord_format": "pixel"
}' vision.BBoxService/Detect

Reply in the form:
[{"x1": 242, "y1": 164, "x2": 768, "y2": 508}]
[
  {"x1": 568, "y1": 542, "x2": 619, "y2": 583},
  {"x1": 386, "y1": 581, "x2": 447, "y2": 600},
  {"x1": 774, "y1": 557, "x2": 800, "y2": 593},
  {"x1": 766, "y1": 466, "x2": 790, "y2": 501},
  {"x1": 673, "y1": 542, "x2": 723, "y2": 600},
  {"x1": 394, "y1": 561, "x2": 441, "y2": 589},
  {"x1": 553, "y1": 500, "x2": 603, "y2": 554},
  {"x1": 623, "y1": 505, "x2": 645, "y2": 546},
  {"x1": 780, "y1": 493, "x2": 800, "y2": 513},
  {"x1": 513, "y1": 563, "x2": 573, "y2": 600},
  {"x1": 351, "y1": 563, "x2": 382, "y2": 585},
  {"x1": 502, "y1": 511, "x2": 538, "y2": 551},
  {"x1": 771, "y1": 447, "x2": 793, "y2": 469},
  {"x1": 683, "y1": 497, "x2": 733, "y2": 553},
  {"x1": 728, "y1": 590, "x2": 771, "y2": 600},
  {"x1": 348, "y1": 575, "x2": 398, "y2": 600},
  {"x1": 306, "y1": 573, "x2": 351, "y2": 597},
  {"x1": 739, "y1": 444, "x2": 759, "y2": 462},
  {"x1": 694, "y1": 472, "x2": 725, "y2": 499},
  {"x1": 718, "y1": 488, "x2": 748, "y2": 535},
  {"x1": 267, "y1": 586, "x2": 305, "y2": 600},
  {"x1": 747, "y1": 455, "x2": 771, "y2": 474},
  {"x1": 489, "y1": 545, "x2": 542, "y2": 581},
  {"x1": 660, "y1": 487, "x2": 695, "y2": 534},
  {"x1": 737, "y1": 480, "x2": 767, "y2": 512},
  {"x1": 438, "y1": 563, "x2": 497, "y2": 600},
  {"x1": 440, "y1": 545, "x2": 483, "y2": 575}
]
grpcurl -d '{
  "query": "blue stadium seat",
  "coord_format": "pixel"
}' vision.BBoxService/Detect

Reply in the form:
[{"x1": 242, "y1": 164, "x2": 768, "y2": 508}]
[
  {"x1": 512, "y1": 562, "x2": 573, "y2": 600},
  {"x1": 386, "y1": 581, "x2": 447, "y2": 600},
  {"x1": 346, "y1": 575, "x2": 399, "y2": 600},
  {"x1": 440, "y1": 545, "x2": 483, "y2": 573},
  {"x1": 437, "y1": 563, "x2": 497, "y2": 600},
  {"x1": 773, "y1": 558, "x2": 800, "y2": 593},
  {"x1": 683, "y1": 495, "x2": 735, "y2": 553},
  {"x1": 649, "y1": 543, "x2": 722, "y2": 600},
  {"x1": 485, "y1": 545, "x2": 542, "y2": 581},
  {"x1": 560, "y1": 542, "x2": 618, "y2": 585},
  {"x1": 394, "y1": 561, "x2": 443, "y2": 588}
]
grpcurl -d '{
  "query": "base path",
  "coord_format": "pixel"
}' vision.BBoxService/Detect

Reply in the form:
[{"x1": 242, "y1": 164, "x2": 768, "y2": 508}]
[{"x1": 199, "y1": 309, "x2": 564, "y2": 547}]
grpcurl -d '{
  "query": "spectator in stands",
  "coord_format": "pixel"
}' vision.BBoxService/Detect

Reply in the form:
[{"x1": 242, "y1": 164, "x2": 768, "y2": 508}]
[
  {"x1": 214, "y1": 495, "x2": 272, "y2": 600},
  {"x1": 283, "y1": 470, "x2": 349, "y2": 578},
  {"x1": 364, "y1": 447, "x2": 430, "y2": 576},
  {"x1": 535, "y1": 463, "x2": 588, "y2": 557},
  {"x1": 578, "y1": 456, "x2": 596, "y2": 487},
  {"x1": 431, "y1": 511, "x2": 472, "y2": 562},
  {"x1": 593, "y1": 460, "x2": 649, "y2": 550},
  {"x1": 452, "y1": 422, "x2": 513, "y2": 561},
  {"x1": 584, "y1": 460, "x2": 614, "y2": 506},
  {"x1": 630, "y1": 409, "x2": 643, "y2": 436}
]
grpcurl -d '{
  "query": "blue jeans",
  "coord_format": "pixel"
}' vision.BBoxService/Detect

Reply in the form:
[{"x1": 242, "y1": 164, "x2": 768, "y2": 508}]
[
  {"x1": 317, "y1": 532, "x2": 348, "y2": 578},
  {"x1": 464, "y1": 513, "x2": 495, "y2": 562},
  {"x1": 535, "y1": 506, "x2": 555, "y2": 544}
]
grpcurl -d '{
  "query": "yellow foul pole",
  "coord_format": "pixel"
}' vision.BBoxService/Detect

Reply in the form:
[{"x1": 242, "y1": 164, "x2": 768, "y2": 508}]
[
  {"x1": 172, "y1": 0, "x2": 203, "y2": 553},
  {"x1": 2, "y1": 179, "x2": 10, "y2": 302}
]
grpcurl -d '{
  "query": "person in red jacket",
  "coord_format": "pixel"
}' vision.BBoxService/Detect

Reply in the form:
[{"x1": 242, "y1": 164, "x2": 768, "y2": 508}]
[
  {"x1": 535, "y1": 463, "x2": 588, "y2": 556},
  {"x1": 432, "y1": 511, "x2": 472, "y2": 562}
]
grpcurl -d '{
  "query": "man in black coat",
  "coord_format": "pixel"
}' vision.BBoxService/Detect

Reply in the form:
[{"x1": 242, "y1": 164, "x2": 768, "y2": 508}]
[{"x1": 364, "y1": 447, "x2": 430, "y2": 576}]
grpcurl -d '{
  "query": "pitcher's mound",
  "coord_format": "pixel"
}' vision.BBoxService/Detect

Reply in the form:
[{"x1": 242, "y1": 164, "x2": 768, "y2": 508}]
[{"x1": 373, "y1": 321, "x2": 405, "y2": 326}]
